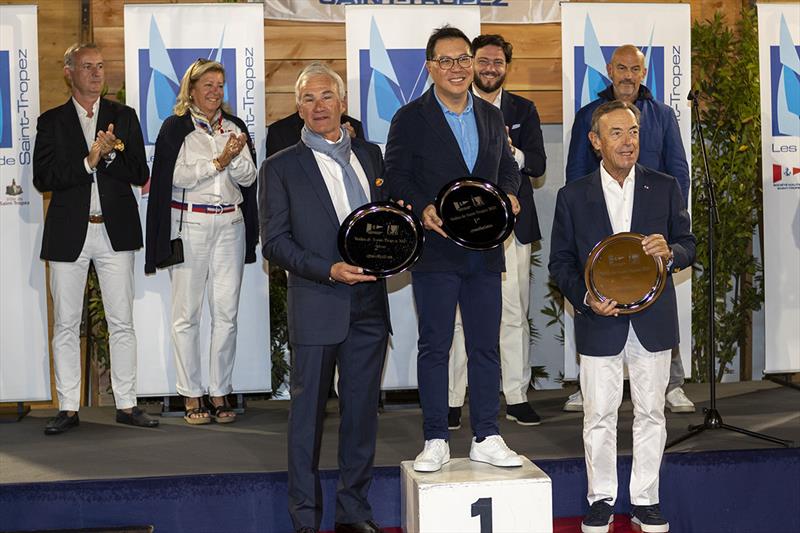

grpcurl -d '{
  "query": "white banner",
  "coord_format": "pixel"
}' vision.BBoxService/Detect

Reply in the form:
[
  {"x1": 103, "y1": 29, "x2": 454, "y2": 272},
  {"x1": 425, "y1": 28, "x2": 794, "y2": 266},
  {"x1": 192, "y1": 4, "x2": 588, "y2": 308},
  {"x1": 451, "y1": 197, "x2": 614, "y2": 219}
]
[
  {"x1": 560, "y1": 3, "x2": 692, "y2": 378},
  {"x1": 124, "y1": 3, "x2": 270, "y2": 395},
  {"x1": 758, "y1": 3, "x2": 800, "y2": 373},
  {"x1": 0, "y1": 5, "x2": 48, "y2": 402},
  {"x1": 263, "y1": 0, "x2": 561, "y2": 24},
  {"x1": 346, "y1": 5, "x2": 480, "y2": 388}
]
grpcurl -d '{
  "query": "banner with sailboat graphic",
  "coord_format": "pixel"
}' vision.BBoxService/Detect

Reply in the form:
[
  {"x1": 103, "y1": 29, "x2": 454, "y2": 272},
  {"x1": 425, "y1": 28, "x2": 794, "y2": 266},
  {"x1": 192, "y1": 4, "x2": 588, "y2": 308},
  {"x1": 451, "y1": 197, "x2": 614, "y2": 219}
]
[
  {"x1": 124, "y1": 3, "x2": 269, "y2": 395},
  {"x1": 757, "y1": 3, "x2": 800, "y2": 373},
  {"x1": 560, "y1": 3, "x2": 692, "y2": 379}
]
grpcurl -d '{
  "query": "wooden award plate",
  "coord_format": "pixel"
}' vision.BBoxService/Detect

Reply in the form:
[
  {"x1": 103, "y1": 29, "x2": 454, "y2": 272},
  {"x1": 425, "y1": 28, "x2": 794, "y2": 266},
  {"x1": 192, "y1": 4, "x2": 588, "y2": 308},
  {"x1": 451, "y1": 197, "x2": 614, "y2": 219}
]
[{"x1": 584, "y1": 232, "x2": 667, "y2": 314}]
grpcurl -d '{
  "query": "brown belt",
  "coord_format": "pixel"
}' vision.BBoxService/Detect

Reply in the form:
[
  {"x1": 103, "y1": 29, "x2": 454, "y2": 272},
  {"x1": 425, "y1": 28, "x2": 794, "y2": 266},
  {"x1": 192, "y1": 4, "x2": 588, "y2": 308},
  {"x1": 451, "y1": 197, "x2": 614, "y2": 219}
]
[{"x1": 89, "y1": 214, "x2": 104, "y2": 224}]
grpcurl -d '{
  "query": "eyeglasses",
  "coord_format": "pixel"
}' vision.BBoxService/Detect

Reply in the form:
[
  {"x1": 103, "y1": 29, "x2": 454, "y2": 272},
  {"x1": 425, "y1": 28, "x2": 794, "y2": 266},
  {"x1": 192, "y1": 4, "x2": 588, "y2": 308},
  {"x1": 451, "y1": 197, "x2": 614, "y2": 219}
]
[
  {"x1": 476, "y1": 58, "x2": 507, "y2": 69},
  {"x1": 431, "y1": 55, "x2": 473, "y2": 71}
]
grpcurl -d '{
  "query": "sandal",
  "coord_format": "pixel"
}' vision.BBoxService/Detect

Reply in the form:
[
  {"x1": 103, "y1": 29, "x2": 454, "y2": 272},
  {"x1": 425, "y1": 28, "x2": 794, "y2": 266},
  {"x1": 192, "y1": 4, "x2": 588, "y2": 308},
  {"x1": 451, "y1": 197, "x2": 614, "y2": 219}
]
[
  {"x1": 210, "y1": 396, "x2": 237, "y2": 424},
  {"x1": 183, "y1": 397, "x2": 211, "y2": 425}
]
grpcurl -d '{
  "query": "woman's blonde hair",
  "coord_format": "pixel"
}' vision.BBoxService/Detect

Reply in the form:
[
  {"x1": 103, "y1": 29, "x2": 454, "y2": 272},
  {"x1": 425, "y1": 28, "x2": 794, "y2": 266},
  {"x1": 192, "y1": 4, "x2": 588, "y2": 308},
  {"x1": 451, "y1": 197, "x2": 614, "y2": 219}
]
[{"x1": 173, "y1": 58, "x2": 232, "y2": 116}]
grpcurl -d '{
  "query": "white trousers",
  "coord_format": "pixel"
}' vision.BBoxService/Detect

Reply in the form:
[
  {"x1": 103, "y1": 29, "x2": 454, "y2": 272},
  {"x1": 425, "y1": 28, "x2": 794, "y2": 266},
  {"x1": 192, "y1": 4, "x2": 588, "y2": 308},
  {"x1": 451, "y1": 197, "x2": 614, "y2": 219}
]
[
  {"x1": 580, "y1": 325, "x2": 671, "y2": 506},
  {"x1": 449, "y1": 234, "x2": 532, "y2": 406},
  {"x1": 169, "y1": 208, "x2": 245, "y2": 398},
  {"x1": 49, "y1": 223, "x2": 137, "y2": 411}
]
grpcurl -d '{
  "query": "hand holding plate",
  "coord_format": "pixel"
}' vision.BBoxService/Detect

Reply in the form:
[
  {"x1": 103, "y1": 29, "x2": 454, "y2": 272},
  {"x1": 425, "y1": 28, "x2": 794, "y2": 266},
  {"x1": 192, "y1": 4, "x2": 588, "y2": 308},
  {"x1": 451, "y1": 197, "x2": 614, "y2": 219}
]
[
  {"x1": 330, "y1": 262, "x2": 377, "y2": 285},
  {"x1": 422, "y1": 204, "x2": 448, "y2": 238},
  {"x1": 507, "y1": 193, "x2": 520, "y2": 215},
  {"x1": 587, "y1": 292, "x2": 619, "y2": 317},
  {"x1": 641, "y1": 233, "x2": 671, "y2": 260}
]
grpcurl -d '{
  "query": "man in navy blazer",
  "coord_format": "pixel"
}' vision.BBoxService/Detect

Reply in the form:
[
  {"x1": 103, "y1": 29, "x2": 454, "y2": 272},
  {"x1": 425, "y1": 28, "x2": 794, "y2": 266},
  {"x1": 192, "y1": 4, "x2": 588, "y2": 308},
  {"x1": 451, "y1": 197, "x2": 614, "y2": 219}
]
[
  {"x1": 448, "y1": 33, "x2": 546, "y2": 430},
  {"x1": 385, "y1": 26, "x2": 523, "y2": 473},
  {"x1": 562, "y1": 44, "x2": 694, "y2": 415},
  {"x1": 549, "y1": 101, "x2": 695, "y2": 533},
  {"x1": 259, "y1": 64, "x2": 389, "y2": 533}
]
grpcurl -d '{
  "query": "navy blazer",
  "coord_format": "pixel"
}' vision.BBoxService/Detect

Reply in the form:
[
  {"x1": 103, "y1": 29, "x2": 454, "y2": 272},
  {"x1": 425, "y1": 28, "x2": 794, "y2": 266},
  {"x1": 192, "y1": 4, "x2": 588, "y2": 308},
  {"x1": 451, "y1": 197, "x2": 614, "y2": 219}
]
[
  {"x1": 500, "y1": 90, "x2": 544, "y2": 244},
  {"x1": 548, "y1": 164, "x2": 695, "y2": 356},
  {"x1": 384, "y1": 87, "x2": 521, "y2": 273},
  {"x1": 259, "y1": 138, "x2": 390, "y2": 346},
  {"x1": 34, "y1": 98, "x2": 148, "y2": 261}
]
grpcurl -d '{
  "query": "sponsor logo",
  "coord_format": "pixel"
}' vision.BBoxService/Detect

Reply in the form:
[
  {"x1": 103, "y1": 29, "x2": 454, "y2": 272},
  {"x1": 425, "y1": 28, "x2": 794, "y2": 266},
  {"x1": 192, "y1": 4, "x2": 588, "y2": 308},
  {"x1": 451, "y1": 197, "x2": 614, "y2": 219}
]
[
  {"x1": 358, "y1": 17, "x2": 430, "y2": 144},
  {"x1": 138, "y1": 16, "x2": 237, "y2": 146},
  {"x1": 772, "y1": 163, "x2": 800, "y2": 189},
  {"x1": 769, "y1": 15, "x2": 800, "y2": 137},
  {"x1": 573, "y1": 15, "x2": 664, "y2": 112},
  {"x1": 0, "y1": 50, "x2": 12, "y2": 149}
]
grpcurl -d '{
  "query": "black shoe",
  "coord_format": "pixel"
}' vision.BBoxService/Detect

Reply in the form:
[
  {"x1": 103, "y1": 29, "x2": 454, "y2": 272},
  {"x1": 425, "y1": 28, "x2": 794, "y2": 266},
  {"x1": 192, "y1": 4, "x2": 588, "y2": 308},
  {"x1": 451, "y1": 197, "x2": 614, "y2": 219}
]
[
  {"x1": 116, "y1": 406, "x2": 159, "y2": 427},
  {"x1": 630, "y1": 504, "x2": 669, "y2": 532},
  {"x1": 334, "y1": 520, "x2": 382, "y2": 533},
  {"x1": 581, "y1": 499, "x2": 614, "y2": 533},
  {"x1": 505, "y1": 402, "x2": 542, "y2": 426},
  {"x1": 448, "y1": 406, "x2": 461, "y2": 430},
  {"x1": 44, "y1": 411, "x2": 79, "y2": 435}
]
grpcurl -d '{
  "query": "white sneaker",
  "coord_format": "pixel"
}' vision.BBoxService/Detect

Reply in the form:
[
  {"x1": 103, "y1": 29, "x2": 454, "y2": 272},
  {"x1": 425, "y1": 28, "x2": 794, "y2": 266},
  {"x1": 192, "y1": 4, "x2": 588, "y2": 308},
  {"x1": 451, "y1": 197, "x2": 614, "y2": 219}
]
[
  {"x1": 413, "y1": 439, "x2": 450, "y2": 472},
  {"x1": 563, "y1": 389, "x2": 584, "y2": 412},
  {"x1": 665, "y1": 387, "x2": 696, "y2": 413},
  {"x1": 469, "y1": 435, "x2": 523, "y2": 467}
]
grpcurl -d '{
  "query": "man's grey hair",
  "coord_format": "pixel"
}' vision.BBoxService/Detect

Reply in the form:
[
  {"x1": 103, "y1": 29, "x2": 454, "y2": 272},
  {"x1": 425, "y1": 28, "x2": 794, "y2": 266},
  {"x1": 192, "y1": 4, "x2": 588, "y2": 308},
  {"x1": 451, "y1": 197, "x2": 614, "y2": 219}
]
[
  {"x1": 590, "y1": 100, "x2": 641, "y2": 135},
  {"x1": 294, "y1": 62, "x2": 346, "y2": 104},
  {"x1": 64, "y1": 43, "x2": 99, "y2": 69}
]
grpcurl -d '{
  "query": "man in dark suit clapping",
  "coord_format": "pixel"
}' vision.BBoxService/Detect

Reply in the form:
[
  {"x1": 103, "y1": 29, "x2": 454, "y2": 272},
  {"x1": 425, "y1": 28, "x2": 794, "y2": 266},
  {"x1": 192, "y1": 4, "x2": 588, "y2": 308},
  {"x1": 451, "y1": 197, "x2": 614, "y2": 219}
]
[
  {"x1": 549, "y1": 100, "x2": 695, "y2": 533},
  {"x1": 260, "y1": 63, "x2": 389, "y2": 533},
  {"x1": 33, "y1": 43, "x2": 155, "y2": 435}
]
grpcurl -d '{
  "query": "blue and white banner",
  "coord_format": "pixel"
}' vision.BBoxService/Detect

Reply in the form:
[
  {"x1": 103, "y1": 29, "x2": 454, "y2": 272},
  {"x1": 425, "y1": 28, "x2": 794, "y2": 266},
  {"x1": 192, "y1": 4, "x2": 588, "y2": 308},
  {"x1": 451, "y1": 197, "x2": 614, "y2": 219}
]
[
  {"x1": 346, "y1": 5, "x2": 480, "y2": 388},
  {"x1": 124, "y1": 3, "x2": 270, "y2": 395},
  {"x1": 758, "y1": 3, "x2": 800, "y2": 373},
  {"x1": 560, "y1": 3, "x2": 692, "y2": 378},
  {"x1": 263, "y1": 0, "x2": 561, "y2": 24},
  {"x1": 0, "y1": 5, "x2": 48, "y2": 402}
]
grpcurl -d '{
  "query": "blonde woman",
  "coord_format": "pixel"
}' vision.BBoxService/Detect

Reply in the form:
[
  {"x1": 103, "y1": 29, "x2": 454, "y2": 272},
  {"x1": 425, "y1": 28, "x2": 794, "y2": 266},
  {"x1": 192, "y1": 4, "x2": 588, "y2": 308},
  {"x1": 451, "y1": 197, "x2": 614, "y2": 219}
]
[{"x1": 145, "y1": 59, "x2": 258, "y2": 424}]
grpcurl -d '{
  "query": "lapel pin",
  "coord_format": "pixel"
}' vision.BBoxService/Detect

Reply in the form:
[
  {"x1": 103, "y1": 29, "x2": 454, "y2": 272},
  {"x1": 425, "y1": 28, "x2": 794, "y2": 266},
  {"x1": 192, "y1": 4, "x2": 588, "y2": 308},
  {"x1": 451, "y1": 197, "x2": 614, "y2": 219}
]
[
  {"x1": 113, "y1": 139, "x2": 125, "y2": 152},
  {"x1": 375, "y1": 178, "x2": 384, "y2": 187}
]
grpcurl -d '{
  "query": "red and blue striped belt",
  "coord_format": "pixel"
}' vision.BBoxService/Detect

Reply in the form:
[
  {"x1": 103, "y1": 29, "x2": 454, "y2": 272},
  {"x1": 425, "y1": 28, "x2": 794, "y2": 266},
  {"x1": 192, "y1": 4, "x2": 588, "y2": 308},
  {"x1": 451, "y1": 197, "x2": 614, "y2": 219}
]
[{"x1": 170, "y1": 200, "x2": 237, "y2": 214}]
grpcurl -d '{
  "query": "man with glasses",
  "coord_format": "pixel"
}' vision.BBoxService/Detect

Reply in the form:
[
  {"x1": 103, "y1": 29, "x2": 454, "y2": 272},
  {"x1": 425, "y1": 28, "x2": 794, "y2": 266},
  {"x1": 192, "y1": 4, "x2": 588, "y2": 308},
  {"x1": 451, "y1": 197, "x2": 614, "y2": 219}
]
[
  {"x1": 563, "y1": 44, "x2": 694, "y2": 415},
  {"x1": 448, "y1": 34, "x2": 546, "y2": 431},
  {"x1": 385, "y1": 26, "x2": 523, "y2": 473}
]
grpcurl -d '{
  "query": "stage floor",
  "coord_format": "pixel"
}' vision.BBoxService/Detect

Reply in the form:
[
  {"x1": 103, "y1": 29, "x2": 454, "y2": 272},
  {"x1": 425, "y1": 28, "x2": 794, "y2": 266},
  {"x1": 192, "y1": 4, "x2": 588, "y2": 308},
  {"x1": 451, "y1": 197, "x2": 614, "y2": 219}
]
[{"x1": 1, "y1": 381, "x2": 797, "y2": 485}]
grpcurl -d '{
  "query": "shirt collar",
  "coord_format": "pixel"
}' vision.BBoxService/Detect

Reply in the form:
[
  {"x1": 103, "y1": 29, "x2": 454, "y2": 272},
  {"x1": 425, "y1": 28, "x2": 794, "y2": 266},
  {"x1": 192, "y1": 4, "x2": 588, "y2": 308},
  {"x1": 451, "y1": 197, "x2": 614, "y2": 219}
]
[
  {"x1": 470, "y1": 86, "x2": 503, "y2": 110},
  {"x1": 434, "y1": 88, "x2": 473, "y2": 117},
  {"x1": 599, "y1": 161, "x2": 636, "y2": 189},
  {"x1": 71, "y1": 96, "x2": 99, "y2": 118}
]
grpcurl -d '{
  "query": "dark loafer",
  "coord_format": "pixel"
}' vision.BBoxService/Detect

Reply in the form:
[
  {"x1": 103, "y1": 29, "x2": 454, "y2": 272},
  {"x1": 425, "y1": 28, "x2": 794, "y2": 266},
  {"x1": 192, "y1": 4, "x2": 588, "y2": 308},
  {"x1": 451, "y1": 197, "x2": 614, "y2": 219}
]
[
  {"x1": 334, "y1": 520, "x2": 382, "y2": 533},
  {"x1": 116, "y1": 406, "x2": 159, "y2": 427},
  {"x1": 44, "y1": 411, "x2": 79, "y2": 435}
]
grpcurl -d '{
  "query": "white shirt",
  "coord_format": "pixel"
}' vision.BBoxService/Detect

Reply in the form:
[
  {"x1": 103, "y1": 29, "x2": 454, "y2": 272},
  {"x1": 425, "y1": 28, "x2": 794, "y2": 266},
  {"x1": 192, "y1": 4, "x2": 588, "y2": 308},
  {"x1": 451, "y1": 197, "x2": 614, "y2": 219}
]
[
  {"x1": 599, "y1": 161, "x2": 636, "y2": 234},
  {"x1": 309, "y1": 134, "x2": 372, "y2": 224},
  {"x1": 73, "y1": 97, "x2": 102, "y2": 216},
  {"x1": 484, "y1": 87, "x2": 526, "y2": 170},
  {"x1": 172, "y1": 115, "x2": 256, "y2": 206}
]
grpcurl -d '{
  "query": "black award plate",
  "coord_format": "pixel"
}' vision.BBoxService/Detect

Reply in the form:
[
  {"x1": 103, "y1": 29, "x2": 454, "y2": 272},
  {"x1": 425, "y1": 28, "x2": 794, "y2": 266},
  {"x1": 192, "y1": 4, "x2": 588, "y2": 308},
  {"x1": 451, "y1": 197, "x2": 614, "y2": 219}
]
[
  {"x1": 337, "y1": 201, "x2": 425, "y2": 277},
  {"x1": 434, "y1": 178, "x2": 515, "y2": 250}
]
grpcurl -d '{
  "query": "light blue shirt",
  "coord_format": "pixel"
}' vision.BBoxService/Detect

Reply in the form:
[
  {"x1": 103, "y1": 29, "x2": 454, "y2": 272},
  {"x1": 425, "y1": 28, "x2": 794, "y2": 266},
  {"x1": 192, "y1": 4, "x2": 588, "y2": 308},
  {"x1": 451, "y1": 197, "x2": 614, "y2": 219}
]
[{"x1": 434, "y1": 89, "x2": 478, "y2": 173}]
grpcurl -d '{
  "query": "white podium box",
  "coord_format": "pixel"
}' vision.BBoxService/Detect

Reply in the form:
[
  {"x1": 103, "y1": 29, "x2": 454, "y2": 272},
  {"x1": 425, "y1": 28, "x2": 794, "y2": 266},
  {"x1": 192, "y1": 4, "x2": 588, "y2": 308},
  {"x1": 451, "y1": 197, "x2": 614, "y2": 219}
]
[{"x1": 401, "y1": 457, "x2": 553, "y2": 533}]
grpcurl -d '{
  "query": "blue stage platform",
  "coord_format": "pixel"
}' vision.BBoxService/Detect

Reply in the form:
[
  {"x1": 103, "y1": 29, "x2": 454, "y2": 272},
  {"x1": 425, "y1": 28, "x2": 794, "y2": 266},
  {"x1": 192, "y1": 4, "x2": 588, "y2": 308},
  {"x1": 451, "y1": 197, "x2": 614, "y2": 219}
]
[{"x1": 2, "y1": 448, "x2": 798, "y2": 532}]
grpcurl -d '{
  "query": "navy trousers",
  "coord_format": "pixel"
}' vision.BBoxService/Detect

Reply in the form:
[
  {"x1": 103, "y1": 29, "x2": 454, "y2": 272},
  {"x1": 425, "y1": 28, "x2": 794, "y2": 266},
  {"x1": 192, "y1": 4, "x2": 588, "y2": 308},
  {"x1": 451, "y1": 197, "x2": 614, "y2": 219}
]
[
  {"x1": 287, "y1": 282, "x2": 388, "y2": 530},
  {"x1": 412, "y1": 259, "x2": 502, "y2": 441}
]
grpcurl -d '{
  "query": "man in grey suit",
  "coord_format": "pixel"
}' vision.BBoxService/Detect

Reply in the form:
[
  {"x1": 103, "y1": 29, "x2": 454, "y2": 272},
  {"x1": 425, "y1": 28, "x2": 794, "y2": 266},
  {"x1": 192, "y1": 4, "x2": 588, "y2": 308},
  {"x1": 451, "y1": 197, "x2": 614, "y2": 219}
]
[{"x1": 259, "y1": 63, "x2": 390, "y2": 533}]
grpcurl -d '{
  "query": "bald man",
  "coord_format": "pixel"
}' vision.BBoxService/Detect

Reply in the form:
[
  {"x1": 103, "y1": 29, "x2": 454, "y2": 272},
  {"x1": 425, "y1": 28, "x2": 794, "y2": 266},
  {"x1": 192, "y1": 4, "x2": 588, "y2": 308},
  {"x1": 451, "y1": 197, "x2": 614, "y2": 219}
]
[{"x1": 563, "y1": 44, "x2": 693, "y2": 415}]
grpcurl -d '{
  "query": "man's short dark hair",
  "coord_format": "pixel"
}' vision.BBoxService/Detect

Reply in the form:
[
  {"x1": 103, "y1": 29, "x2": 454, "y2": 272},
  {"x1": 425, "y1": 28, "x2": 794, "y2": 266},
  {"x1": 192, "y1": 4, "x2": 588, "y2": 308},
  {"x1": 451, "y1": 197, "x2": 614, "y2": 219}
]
[
  {"x1": 471, "y1": 34, "x2": 513, "y2": 63},
  {"x1": 590, "y1": 100, "x2": 641, "y2": 135},
  {"x1": 426, "y1": 26, "x2": 471, "y2": 60}
]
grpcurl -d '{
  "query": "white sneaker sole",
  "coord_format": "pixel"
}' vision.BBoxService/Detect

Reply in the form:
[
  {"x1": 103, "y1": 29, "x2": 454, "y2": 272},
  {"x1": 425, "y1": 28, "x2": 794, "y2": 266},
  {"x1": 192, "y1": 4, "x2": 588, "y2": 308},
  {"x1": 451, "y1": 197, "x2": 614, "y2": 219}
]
[
  {"x1": 581, "y1": 520, "x2": 612, "y2": 533},
  {"x1": 506, "y1": 414, "x2": 542, "y2": 426},
  {"x1": 413, "y1": 454, "x2": 450, "y2": 472},
  {"x1": 631, "y1": 517, "x2": 669, "y2": 532},
  {"x1": 448, "y1": 424, "x2": 461, "y2": 430},
  {"x1": 469, "y1": 452, "x2": 523, "y2": 467},
  {"x1": 667, "y1": 403, "x2": 695, "y2": 413},
  {"x1": 563, "y1": 403, "x2": 584, "y2": 412}
]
